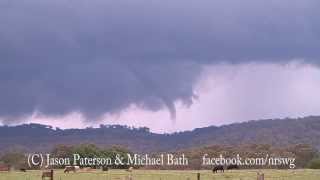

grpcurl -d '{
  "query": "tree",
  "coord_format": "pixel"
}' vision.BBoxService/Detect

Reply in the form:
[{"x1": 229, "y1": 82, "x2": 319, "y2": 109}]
[{"x1": 0, "y1": 150, "x2": 27, "y2": 169}]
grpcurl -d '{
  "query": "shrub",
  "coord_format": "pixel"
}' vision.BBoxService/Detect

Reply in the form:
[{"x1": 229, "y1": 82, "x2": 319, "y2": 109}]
[{"x1": 307, "y1": 158, "x2": 320, "y2": 169}]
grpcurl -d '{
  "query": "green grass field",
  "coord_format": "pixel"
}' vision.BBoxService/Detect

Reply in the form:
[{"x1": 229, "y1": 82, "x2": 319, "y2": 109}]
[{"x1": 0, "y1": 169, "x2": 319, "y2": 180}]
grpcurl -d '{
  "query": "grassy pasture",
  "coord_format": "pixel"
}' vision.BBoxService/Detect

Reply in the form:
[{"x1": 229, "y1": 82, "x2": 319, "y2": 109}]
[{"x1": 0, "y1": 169, "x2": 319, "y2": 180}]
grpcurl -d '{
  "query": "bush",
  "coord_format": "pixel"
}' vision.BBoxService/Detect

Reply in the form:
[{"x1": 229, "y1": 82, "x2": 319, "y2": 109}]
[{"x1": 307, "y1": 158, "x2": 320, "y2": 169}]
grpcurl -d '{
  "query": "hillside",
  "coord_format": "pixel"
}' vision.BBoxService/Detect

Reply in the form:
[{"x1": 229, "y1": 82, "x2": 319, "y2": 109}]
[{"x1": 1, "y1": 116, "x2": 320, "y2": 153}]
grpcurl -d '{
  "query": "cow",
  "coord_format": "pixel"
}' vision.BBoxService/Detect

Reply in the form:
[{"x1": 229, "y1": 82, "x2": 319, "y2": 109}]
[
  {"x1": 64, "y1": 166, "x2": 79, "y2": 173},
  {"x1": 102, "y1": 166, "x2": 109, "y2": 171},
  {"x1": 0, "y1": 165, "x2": 10, "y2": 171},
  {"x1": 227, "y1": 164, "x2": 239, "y2": 170},
  {"x1": 42, "y1": 170, "x2": 53, "y2": 180},
  {"x1": 126, "y1": 167, "x2": 133, "y2": 172},
  {"x1": 212, "y1": 165, "x2": 224, "y2": 173}
]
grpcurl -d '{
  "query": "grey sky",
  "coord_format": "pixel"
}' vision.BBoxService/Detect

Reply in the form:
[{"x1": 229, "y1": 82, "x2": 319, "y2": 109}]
[{"x1": 0, "y1": 0, "x2": 319, "y2": 128}]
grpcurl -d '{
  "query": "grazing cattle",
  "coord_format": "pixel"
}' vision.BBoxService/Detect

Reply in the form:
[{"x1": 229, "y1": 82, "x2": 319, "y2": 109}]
[
  {"x1": 126, "y1": 167, "x2": 133, "y2": 172},
  {"x1": 42, "y1": 170, "x2": 53, "y2": 180},
  {"x1": 20, "y1": 168, "x2": 27, "y2": 172},
  {"x1": 64, "y1": 166, "x2": 80, "y2": 173},
  {"x1": 212, "y1": 165, "x2": 224, "y2": 173},
  {"x1": 0, "y1": 165, "x2": 10, "y2": 171},
  {"x1": 227, "y1": 164, "x2": 239, "y2": 170}
]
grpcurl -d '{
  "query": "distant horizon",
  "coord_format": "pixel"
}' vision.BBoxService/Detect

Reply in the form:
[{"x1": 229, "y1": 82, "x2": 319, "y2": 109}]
[{"x1": 2, "y1": 115, "x2": 319, "y2": 134}]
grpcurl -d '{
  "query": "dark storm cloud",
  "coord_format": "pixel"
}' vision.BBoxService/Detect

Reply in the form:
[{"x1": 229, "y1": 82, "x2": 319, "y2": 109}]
[{"x1": 0, "y1": 0, "x2": 319, "y2": 122}]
